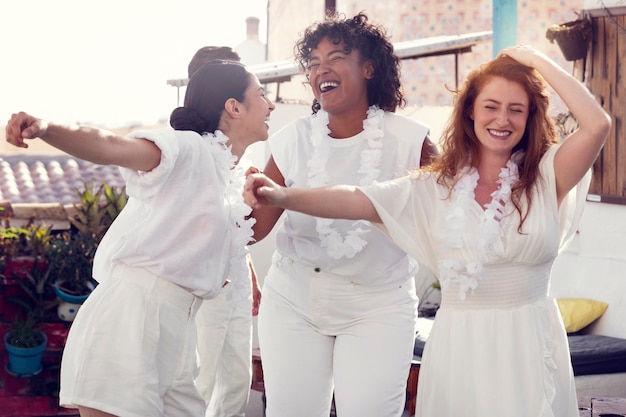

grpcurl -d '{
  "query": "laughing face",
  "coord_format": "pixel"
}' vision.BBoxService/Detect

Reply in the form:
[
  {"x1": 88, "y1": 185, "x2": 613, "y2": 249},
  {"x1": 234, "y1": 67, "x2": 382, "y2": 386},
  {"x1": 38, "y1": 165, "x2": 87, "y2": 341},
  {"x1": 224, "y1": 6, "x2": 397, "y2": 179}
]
[
  {"x1": 306, "y1": 37, "x2": 372, "y2": 115},
  {"x1": 471, "y1": 76, "x2": 529, "y2": 158}
]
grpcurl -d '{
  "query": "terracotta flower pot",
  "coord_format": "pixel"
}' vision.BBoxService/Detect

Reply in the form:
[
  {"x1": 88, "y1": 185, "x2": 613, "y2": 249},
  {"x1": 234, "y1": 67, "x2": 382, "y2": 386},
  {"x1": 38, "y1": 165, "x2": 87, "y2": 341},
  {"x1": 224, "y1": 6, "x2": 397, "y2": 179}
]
[{"x1": 546, "y1": 19, "x2": 592, "y2": 61}]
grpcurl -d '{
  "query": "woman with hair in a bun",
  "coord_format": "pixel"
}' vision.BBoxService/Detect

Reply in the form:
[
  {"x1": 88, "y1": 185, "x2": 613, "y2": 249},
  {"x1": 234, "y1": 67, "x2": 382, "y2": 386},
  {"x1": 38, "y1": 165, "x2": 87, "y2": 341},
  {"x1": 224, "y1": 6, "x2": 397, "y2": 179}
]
[{"x1": 5, "y1": 59, "x2": 274, "y2": 417}]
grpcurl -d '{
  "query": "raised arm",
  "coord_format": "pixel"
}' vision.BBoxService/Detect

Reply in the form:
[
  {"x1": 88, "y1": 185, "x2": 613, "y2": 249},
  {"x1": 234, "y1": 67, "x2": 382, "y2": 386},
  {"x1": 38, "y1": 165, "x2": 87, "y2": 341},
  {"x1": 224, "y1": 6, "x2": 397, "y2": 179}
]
[
  {"x1": 5, "y1": 112, "x2": 162, "y2": 172},
  {"x1": 244, "y1": 172, "x2": 380, "y2": 223},
  {"x1": 498, "y1": 46, "x2": 611, "y2": 203}
]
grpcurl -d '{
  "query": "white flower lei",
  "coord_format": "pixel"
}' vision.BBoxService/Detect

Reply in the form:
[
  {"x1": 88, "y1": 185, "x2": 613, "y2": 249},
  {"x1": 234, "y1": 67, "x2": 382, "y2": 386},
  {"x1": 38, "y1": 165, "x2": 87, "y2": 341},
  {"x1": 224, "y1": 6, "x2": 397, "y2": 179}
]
[
  {"x1": 437, "y1": 152, "x2": 522, "y2": 299},
  {"x1": 213, "y1": 130, "x2": 256, "y2": 300},
  {"x1": 307, "y1": 105, "x2": 384, "y2": 259}
]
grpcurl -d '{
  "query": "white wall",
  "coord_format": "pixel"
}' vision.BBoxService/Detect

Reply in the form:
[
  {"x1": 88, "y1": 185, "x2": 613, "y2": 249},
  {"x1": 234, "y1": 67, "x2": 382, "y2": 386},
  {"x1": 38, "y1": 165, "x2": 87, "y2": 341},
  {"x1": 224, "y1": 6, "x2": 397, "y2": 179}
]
[{"x1": 551, "y1": 201, "x2": 626, "y2": 339}]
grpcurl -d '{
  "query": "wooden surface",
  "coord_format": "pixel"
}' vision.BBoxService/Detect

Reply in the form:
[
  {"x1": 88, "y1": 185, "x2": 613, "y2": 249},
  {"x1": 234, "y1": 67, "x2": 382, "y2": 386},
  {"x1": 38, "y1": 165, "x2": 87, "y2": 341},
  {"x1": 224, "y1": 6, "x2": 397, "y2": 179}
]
[
  {"x1": 578, "y1": 396, "x2": 626, "y2": 416},
  {"x1": 579, "y1": 11, "x2": 626, "y2": 200}
]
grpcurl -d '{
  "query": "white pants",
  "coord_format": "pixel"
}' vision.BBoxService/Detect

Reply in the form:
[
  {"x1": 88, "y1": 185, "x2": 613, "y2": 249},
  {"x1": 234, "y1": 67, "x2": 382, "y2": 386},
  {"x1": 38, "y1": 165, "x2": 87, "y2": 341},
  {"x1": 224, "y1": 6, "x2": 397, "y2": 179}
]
[
  {"x1": 195, "y1": 283, "x2": 253, "y2": 417},
  {"x1": 60, "y1": 264, "x2": 205, "y2": 417},
  {"x1": 258, "y1": 257, "x2": 418, "y2": 417}
]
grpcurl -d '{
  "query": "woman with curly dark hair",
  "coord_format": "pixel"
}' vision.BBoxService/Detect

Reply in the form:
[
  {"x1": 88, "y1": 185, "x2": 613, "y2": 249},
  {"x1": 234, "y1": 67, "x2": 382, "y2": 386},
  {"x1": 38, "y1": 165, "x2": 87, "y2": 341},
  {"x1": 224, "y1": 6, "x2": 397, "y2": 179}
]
[{"x1": 249, "y1": 12, "x2": 437, "y2": 417}]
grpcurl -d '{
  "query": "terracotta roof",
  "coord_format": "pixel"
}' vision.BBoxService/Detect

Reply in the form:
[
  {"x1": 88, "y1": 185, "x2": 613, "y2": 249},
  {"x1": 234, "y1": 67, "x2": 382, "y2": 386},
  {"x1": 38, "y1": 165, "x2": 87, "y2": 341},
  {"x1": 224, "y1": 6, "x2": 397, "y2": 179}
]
[{"x1": 0, "y1": 154, "x2": 125, "y2": 205}]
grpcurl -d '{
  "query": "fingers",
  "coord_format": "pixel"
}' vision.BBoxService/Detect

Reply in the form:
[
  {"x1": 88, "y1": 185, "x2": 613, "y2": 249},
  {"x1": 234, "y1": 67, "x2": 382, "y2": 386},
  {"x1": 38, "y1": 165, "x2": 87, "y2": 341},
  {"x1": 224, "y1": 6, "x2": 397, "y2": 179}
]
[
  {"x1": 497, "y1": 45, "x2": 542, "y2": 66},
  {"x1": 243, "y1": 173, "x2": 275, "y2": 208},
  {"x1": 245, "y1": 166, "x2": 263, "y2": 176},
  {"x1": 5, "y1": 111, "x2": 45, "y2": 148}
]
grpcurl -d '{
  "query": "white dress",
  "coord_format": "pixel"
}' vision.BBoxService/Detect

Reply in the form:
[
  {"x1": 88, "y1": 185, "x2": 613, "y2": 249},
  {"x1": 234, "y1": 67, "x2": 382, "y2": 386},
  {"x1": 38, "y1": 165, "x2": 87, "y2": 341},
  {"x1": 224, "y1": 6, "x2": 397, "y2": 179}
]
[{"x1": 361, "y1": 146, "x2": 587, "y2": 417}]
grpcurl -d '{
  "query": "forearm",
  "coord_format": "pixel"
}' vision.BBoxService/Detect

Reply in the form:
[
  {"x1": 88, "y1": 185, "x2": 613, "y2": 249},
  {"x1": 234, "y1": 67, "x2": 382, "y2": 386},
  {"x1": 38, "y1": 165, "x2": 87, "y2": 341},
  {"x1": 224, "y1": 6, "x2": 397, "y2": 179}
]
[
  {"x1": 41, "y1": 123, "x2": 161, "y2": 171},
  {"x1": 250, "y1": 205, "x2": 284, "y2": 242},
  {"x1": 282, "y1": 185, "x2": 379, "y2": 222},
  {"x1": 41, "y1": 123, "x2": 122, "y2": 164}
]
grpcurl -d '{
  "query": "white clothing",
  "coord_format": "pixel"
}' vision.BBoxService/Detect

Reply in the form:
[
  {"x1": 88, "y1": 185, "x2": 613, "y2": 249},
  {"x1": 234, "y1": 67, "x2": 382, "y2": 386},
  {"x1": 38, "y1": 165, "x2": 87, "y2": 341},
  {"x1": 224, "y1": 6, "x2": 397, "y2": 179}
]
[
  {"x1": 260, "y1": 111, "x2": 429, "y2": 416},
  {"x1": 61, "y1": 128, "x2": 253, "y2": 416},
  {"x1": 60, "y1": 264, "x2": 205, "y2": 417},
  {"x1": 259, "y1": 256, "x2": 417, "y2": 417},
  {"x1": 361, "y1": 146, "x2": 587, "y2": 417},
  {"x1": 195, "y1": 279, "x2": 253, "y2": 417},
  {"x1": 94, "y1": 128, "x2": 253, "y2": 299},
  {"x1": 270, "y1": 111, "x2": 428, "y2": 284}
]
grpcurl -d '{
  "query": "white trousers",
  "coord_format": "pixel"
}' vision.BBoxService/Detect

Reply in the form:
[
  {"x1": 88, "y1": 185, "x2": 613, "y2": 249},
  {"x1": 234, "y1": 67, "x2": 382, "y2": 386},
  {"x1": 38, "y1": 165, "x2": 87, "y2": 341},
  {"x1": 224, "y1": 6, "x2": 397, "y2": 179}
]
[
  {"x1": 258, "y1": 257, "x2": 418, "y2": 417},
  {"x1": 195, "y1": 284, "x2": 253, "y2": 417},
  {"x1": 60, "y1": 264, "x2": 205, "y2": 417}
]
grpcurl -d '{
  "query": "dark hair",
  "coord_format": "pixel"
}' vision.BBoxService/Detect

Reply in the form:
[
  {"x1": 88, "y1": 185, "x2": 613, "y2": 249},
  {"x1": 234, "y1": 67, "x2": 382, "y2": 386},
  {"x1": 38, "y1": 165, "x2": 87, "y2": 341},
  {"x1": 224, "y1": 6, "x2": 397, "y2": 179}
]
[
  {"x1": 432, "y1": 55, "x2": 558, "y2": 231},
  {"x1": 170, "y1": 60, "x2": 250, "y2": 135},
  {"x1": 188, "y1": 46, "x2": 241, "y2": 78},
  {"x1": 294, "y1": 11, "x2": 405, "y2": 114}
]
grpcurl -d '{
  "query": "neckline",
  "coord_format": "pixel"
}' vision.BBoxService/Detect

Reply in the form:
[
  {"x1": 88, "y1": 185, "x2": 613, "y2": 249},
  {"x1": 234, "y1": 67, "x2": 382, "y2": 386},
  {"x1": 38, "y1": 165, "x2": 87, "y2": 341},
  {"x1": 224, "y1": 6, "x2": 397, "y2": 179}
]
[{"x1": 437, "y1": 154, "x2": 521, "y2": 299}]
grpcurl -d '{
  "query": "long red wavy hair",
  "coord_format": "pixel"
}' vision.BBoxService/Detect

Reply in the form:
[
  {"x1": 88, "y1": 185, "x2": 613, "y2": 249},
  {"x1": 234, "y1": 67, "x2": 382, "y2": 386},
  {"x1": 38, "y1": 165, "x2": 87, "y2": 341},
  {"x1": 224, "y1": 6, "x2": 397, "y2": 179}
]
[{"x1": 428, "y1": 55, "x2": 560, "y2": 230}]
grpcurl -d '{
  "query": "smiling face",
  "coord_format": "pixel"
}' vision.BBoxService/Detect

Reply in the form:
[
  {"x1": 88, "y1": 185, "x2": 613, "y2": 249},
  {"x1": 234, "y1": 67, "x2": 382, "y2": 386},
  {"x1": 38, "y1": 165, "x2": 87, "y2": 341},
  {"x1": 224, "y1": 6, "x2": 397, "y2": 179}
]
[
  {"x1": 471, "y1": 76, "x2": 529, "y2": 159},
  {"x1": 223, "y1": 72, "x2": 275, "y2": 159},
  {"x1": 306, "y1": 37, "x2": 372, "y2": 116},
  {"x1": 239, "y1": 72, "x2": 274, "y2": 143}
]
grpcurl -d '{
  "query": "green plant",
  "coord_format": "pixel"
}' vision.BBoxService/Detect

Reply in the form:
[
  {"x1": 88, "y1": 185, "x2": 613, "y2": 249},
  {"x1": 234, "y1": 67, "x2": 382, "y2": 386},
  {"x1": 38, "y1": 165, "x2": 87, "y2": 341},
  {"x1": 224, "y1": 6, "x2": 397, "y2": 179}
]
[
  {"x1": 47, "y1": 231, "x2": 98, "y2": 296},
  {"x1": 68, "y1": 182, "x2": 111, "y2": 238},
  {"x1": 0, "y1": 219, "x2": 53, "y2": 258},
  {"x1": 5, "y1": 262, "x2": 57, "y2": 348},
  {"x1": 102, "y1": 183, "x2": 128, "y2": 228},
  {"x1": 46, "y1": 182, "x2": 124, "y2": 298},
  {"x1": 6, "y1": 313, "x2": 46, "y2": 349}
]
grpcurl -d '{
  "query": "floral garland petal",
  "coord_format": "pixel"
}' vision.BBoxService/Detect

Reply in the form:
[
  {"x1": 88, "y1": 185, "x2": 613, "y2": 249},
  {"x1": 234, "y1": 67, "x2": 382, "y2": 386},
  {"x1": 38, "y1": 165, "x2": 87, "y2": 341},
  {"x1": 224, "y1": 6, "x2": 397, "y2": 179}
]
[
  {"x1": 307, "y1": 106, "x2": 384, "y2": 259},
  {"x1": 437, "y1": 152, "x2": 521, "y2": 299},
  {"x1": 213, "y1": 130, "x2": 255, "y2": 301}
]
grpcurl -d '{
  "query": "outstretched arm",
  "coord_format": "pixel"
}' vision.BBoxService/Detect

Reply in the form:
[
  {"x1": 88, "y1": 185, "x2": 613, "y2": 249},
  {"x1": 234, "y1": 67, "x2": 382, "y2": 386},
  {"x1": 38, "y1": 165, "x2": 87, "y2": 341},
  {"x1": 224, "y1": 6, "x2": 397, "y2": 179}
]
[
  {"x1": 498, "y1": 46, "x2": 611, "y2": 203},
  {"x1": 5, "y1": 112, "x2": 162, "y2": 172},
  {"x1": 243, "y1": 173, "x2": 381, "y2": 223}
]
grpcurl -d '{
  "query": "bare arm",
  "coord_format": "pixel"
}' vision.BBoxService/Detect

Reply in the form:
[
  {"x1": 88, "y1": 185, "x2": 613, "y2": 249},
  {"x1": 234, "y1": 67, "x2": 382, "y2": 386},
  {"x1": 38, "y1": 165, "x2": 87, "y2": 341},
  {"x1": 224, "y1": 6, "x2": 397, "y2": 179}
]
[
  {"x1": 5, "y1": 112, "x2": 162, "y2": 172},
  {"x1": 498, "y1": 46, "x2": 611, "y2": 203},
  {"x1": 420, "y1": 134, "x2": 439, "y2": 167},
  {"x1": 247, "y1": 156, "x2": 286, "y2": 242},
  {"x1": 247, "y1": 253, "x2": 261, "y2": 316},
  {"x1": 244, "y1": 173, "x2": 381, "y2": 223}
]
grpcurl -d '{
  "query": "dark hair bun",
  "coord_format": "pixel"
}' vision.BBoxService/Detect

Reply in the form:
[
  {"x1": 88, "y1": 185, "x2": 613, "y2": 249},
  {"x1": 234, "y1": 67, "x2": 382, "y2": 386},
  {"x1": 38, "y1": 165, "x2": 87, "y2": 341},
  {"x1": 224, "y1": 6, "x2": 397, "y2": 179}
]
[{"x1": 169, "y1": 107, "x2": 210, "y2": 134}]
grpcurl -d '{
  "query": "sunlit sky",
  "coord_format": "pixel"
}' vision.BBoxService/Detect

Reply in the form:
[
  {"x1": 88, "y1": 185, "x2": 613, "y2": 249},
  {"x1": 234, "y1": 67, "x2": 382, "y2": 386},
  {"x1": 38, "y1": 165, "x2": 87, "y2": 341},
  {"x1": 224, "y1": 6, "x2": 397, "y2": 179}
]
[{"x1": 1, "y1": 0, "x2": 268, "y2": 128}]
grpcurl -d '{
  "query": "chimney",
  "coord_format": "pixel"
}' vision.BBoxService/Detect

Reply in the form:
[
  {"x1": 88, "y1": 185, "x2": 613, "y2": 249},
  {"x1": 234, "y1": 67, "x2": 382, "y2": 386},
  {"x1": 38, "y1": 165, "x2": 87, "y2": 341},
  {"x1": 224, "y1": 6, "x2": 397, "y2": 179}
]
[{"x1": 246, "y1": 16, "x2": 260, "y2": 41}]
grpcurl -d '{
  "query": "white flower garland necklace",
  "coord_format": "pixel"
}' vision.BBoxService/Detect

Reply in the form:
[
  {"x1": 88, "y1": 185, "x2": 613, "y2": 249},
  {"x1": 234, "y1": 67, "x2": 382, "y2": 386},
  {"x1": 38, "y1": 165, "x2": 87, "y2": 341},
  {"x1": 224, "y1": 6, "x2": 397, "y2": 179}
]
[
  {"x1": 212, "y1": 130, "x2": 256, "y2": 300},
  {"x1": 438, "y1": 152, "x2": 522, "y2": 299},
  {"x1": 307, "y1": 105, "x2": 384, "y2": 259}
]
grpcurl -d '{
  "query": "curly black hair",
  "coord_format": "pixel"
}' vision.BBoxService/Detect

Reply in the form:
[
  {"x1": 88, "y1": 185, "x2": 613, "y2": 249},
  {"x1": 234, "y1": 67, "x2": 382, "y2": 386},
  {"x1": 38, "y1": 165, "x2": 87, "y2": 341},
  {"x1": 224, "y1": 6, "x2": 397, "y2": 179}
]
[{"x1": 294, "y1": 11, "x2": 405, "y2": 114}]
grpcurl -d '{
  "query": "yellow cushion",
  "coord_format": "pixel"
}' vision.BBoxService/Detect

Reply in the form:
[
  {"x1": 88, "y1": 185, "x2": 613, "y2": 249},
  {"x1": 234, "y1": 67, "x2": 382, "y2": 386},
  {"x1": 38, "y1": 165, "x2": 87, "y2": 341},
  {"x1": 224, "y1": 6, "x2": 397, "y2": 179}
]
[{"x1": 557, "y1": 298, "x2": 608, "y2": 333}]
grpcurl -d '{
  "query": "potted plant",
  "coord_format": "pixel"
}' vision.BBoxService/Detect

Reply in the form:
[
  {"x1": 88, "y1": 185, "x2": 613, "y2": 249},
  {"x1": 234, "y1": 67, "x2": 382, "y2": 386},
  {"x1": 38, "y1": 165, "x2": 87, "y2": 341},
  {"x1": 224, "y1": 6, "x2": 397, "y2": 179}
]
[
  {"x1": 3, "y1": 262, "x2": 57, "y2": 376},
  {"x1": 46, "y1": 182, "x2": 126, "y2": 321},
  {"x1": 0, "y1": 220, "x2": 53, "y2": 281},
  {"x1": 1, "y1": 221, "x2": 54, "y2": 323},
  {"x1": 47, "y1": 231, "x2": 98, "y2": 321},
  {"x1": 4, "y1": 313, "x2": 48, "y2": 376},
  {"x1": 546, "y1": 18, "x2": 592, "y2": 61}
]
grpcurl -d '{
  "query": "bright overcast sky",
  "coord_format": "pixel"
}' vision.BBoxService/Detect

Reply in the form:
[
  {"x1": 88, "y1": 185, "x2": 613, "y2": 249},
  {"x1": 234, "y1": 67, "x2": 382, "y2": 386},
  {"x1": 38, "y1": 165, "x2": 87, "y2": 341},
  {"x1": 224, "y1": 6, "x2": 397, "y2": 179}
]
[{"x1": 0, "y1": 0, "x2": 268, "y2": 128}]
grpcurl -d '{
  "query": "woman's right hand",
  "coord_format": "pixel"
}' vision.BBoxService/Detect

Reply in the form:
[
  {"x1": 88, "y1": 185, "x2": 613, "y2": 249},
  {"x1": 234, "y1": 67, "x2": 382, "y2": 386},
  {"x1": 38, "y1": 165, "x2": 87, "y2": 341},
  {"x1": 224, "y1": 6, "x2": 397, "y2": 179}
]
[
  {"x1": 243, "y1": 173, "x2": 286, "y2": 209},
  {"x1": 5, "y1": 112, "x2": 47, "y2": 148}
]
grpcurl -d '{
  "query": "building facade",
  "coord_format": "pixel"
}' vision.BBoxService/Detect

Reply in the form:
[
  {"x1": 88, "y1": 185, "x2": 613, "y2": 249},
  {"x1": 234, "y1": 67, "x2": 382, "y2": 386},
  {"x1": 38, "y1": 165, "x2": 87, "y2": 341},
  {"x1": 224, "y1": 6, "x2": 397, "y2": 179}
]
[{"x1": 265, "y1": 0, "x2": 584, "y2": 111}]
